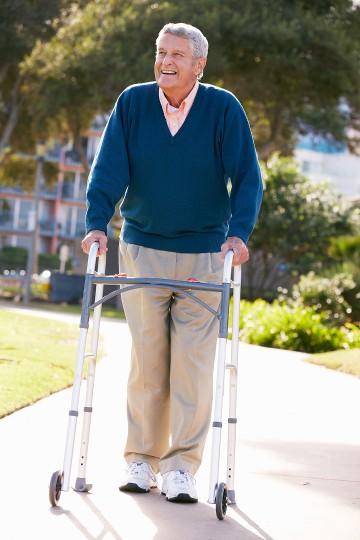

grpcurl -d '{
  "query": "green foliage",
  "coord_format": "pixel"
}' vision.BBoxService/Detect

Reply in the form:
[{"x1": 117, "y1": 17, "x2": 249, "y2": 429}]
[
  {"x1": 238, "y1": 299, "x2": 360, "y2": 353},
  {"x1": 321, "y1": 262, "x2": 360, "y2": 323},
  {"x1": 0, "y1": 246, "x2": 27, "y2": 272},
  {"x1": 22, "y1": 0, "x2": 163, "y2": 137},
  {"x1": 0, "y1": 246, "x2": 70, "y2": 273},
  {"x1": 0, "y1": 0, "x2": 70, "y2": 157},
  {"x1": 280, "y1": 271, "x2": 356, "y2": 325},
  {"x1": 0, "y1": 154, "x2": 58, "y2": 190},
  {"x1": 38, "y1": 253, "x2": 70, "y2": 273},
  {"x1": 328, "y1": 235, "x2": 360, "y2": 266},
  {"x1": 244, "y1": 155, "x2": 359, "y2": 297},
  {"x1": 21, "y1": 0, "x2": 360, "y2": 158},
  {"x1": 219, "y1": 0, "x2": 360, "y2": 155}
]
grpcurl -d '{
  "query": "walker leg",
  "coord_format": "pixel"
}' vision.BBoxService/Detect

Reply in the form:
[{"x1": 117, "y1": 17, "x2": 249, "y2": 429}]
[
  {"x1": 61, "y1": 328, "x2": 89, "y2": 492},
  {"x1": 49, "y1": 327, "x2": 88, "y2": 505},
  {"x1": 74, "y1": 256, "x2": 105, "y2": 492},
  {"x1": 74, "y1": 354, "x2": 96, "y2": 493},
  {"x1": 208, "y1": 251, "x2": 234, "y2": 507},
  {"x1": 208, "y1": 337, "x2": 227, "y2": 504},
  {"x1": 226, "y1": 265, "x2": 241, "y2": 505}
]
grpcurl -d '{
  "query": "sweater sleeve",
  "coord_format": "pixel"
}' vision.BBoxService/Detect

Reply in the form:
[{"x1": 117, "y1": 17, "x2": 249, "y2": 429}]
[
  {"x1": 221, "y1": 96, "x2": 263, "y2": 244},
  {"x1": 85, "y1": 94, "x2": 130, "y2": 234}
]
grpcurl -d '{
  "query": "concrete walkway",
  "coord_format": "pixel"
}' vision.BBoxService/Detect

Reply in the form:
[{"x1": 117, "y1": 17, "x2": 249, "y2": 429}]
[{"x1": 1, "y1": 306, "x2": 360, "y2": 539}]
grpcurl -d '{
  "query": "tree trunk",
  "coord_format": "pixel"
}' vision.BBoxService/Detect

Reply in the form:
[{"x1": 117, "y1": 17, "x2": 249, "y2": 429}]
[
  {"x1": 258, "y1": 139, "x2": 280, "y2": 161},
  {"x1": 257, "y1": 112, "x2": 284, "y2": 161},
  {"x1": 0, "y1": 74, "x2": 24, "y2": 163},
  {"x1": 0, "y1": 64, "x2": 9, "y2": 85},
  {"x1": 73, "y1": 130, "x2": 89, "y2": 175}
]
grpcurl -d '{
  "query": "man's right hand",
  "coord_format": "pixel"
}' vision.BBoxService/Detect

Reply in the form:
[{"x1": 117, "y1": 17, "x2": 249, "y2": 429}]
[{"x1": 81, "y1": 230, "x2": 108, "y2": 255}]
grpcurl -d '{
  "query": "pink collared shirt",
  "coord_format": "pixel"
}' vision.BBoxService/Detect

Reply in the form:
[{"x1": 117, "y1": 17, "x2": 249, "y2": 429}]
[{"x1": 159, "y1": 81, "x2": 199, "y2": 136}]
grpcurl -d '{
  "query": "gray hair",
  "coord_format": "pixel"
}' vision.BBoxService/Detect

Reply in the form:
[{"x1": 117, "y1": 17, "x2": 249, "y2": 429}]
[{"x1": 156, "y1": 23, "x2": 208, "y2": 79}]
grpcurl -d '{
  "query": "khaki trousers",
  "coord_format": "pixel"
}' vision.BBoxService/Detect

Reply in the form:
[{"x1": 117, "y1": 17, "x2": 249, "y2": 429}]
[{"x1": 119, "y1": 241, "x2": 223, "y2": 475}]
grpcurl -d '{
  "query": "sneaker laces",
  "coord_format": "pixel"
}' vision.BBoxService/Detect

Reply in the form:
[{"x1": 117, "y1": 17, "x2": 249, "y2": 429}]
[
  {"x1": 127, "y1": 462, "x2": 156, "y2": 482},
  {"x1": 172, "y1": 470, "x2": 196, "y2": 487}
]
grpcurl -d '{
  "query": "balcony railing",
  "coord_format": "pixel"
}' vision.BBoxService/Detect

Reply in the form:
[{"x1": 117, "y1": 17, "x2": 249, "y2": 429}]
[
  {"x1": 62, "y1": 182, "x2": 87, "y2": 202},
  {"x1": 58, "y1": 224, "x2": 85, "y2": 238},
  {"x1": 39, "y1": 217, "x2": 56, "y2": 235},
  {"x1": 41, "y1": 185, "x2": 58, "y2": 199},
  {"x1": 0, "y1": 184, "x2": 58, "y2": 199},
  {"x1": 0, "y1": 214, "x2": 81, "y2": 238},
  {"x1": 0, "y1": 212, "x2": 29, "y2": 232}
]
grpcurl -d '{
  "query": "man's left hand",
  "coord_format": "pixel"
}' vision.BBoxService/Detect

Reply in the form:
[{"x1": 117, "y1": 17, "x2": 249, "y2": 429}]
[{"x1": 220, "y1": 236, "x2": 249, "y2": 266}]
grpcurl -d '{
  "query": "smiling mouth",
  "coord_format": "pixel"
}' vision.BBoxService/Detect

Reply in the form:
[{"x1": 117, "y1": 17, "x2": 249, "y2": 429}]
[{"x1": 161, "y1": 70, "x2": 177, "y2": 75}]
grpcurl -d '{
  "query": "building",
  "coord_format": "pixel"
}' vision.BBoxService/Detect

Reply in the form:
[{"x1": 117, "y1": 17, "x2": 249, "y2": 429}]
[
  {"x1": 294, "y1": 135, "x2": 360, "y2": 201},
  {"x1": 0, "y1": 117, "x2": 106, "y2": 273}
]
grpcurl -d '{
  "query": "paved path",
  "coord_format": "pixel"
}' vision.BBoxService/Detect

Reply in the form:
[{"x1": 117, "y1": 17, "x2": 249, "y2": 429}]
[{"x1": 1, "y1": 306, "x2": 360, "y2": 539}]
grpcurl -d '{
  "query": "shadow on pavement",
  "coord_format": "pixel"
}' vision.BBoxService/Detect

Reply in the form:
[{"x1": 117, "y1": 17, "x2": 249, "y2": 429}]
[{"x1": 49, "y1": 489, "x2": 273, "y2": 540}]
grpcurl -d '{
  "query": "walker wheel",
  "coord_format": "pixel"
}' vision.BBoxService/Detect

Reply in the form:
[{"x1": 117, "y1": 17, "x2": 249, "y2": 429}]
[
  {"x1": 216, "y1": 482, "x2": 228, "y2": 520},
  {"x1": 49, "y1": 470, "x2": 63, "y2": 506}
]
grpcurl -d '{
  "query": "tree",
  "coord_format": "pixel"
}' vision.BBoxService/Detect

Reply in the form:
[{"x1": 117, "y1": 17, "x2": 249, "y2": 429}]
[
  {"x1": 0, "y1": 0, "x2": 94, "y2": 174},
  {"x1": 218, "y1": 0, "x2": 360, "y2": 158},
  {"x1": 22, "y1": 0, "x2": 360, "y2": 161},
  {"x1": 21, "y1": 0, "x2": 166, "y2": 171},
  {"x1": 0, "y1": 0, "x2": 69, "y2": 161},
  {"x1": 243, "y1": 155, "x2": 360, "y2": 299}
]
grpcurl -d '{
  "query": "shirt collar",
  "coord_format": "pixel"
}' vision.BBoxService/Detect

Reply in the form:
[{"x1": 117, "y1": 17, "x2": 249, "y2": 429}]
[{"x1": 159, "y1": 81, "x2": 199, "y2": 114}]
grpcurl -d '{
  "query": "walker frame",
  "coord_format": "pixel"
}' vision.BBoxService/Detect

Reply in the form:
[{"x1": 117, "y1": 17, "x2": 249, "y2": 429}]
[{"x1": 49, "y1": 242, "x2": 242, "y2": 520}]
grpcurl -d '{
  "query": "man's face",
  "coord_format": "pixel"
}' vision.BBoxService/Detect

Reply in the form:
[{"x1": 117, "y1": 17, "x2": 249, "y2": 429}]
[{"x1": 154, "y1": 33, "x2": 206, "y2": 98}]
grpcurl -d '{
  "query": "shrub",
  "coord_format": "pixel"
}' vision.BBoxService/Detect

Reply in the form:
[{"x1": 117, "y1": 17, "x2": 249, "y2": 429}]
[
  {"x1": 279, "y1": 271, "x2": 356, "y2": 325},
  {"x1": 321, "y1": 263, "x2": 360, "y2": 324},
  {"x1": 236, "y1": 299, "x2": 360, "y2": 353},
  {"x1": 38, "y1": 253, "x2": 72, "y2": 273},
  {"x1": 0, "y1": 246, "x2": 27, "y2": 272},
  {"x1": 0, "y1": 246, "x2": 71, "y2": 274},
  {"x1": 328, "y1": 235, "x2": 360, "y2": 266},
  {"x1": 245, "y1": 155, "x2": 359, "y2": 299}
]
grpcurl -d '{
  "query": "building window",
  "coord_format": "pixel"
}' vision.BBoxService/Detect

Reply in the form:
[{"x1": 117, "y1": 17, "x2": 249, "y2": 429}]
[
  {"x1": 302, "y1": 161, "x2": 311, "y2": 173},
  {"x1": 301, "y1": 160, "x2": 322, "y2": 174}
]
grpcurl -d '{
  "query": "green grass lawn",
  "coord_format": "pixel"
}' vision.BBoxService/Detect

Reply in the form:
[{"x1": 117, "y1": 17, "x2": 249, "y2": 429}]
[
  {"x1": 306, "y1": 348, "x2": 360, "y2": 378},
  {"x1": 0, "y1": 310, "x2": 101, "y2": 418}
]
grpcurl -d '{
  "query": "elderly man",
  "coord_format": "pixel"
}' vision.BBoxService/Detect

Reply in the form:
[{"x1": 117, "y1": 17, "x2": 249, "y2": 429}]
[{"x1": 81, "y1": 22, "x2": 262, "y2": 504}]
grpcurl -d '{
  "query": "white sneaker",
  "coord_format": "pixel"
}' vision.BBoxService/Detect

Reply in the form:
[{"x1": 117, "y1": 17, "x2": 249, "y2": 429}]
[
  {"x1": 119, "y1": 462, "x2": 157, "y2": 493},
  {"x1": 161, "y1": 470, "x2": 198, "y2": 503}
]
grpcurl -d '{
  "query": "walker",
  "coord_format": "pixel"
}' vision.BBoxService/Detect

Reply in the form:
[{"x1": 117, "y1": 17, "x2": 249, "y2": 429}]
[{"x1": 49, "y1": 241, "x2": 242, "y2": 520}]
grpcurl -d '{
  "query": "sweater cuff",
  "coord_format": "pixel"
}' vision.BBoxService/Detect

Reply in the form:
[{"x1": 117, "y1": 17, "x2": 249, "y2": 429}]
[
  {"x1": 87, "y1": 228, "x2": 107, "y2": 236},
  {"x1": 227, "y1": 230, "x2": 248, "y2": 245}
]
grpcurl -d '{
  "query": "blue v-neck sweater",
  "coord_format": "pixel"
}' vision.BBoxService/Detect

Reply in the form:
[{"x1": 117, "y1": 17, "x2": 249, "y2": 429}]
[{"x1": 86, "y1": 82, "x2": 263, "y2": 252}]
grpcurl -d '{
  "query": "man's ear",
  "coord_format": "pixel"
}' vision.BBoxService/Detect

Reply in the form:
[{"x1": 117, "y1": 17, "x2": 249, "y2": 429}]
[{"x1": 195, "y1": 57, "x2": 207, "y2": 76}]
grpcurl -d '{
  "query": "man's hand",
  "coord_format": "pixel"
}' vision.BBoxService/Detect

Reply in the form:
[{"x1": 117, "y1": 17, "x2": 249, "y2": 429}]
[
  {"x1": 220, "y1": 236, "x2": 249, "y2": 266},
  {"x1": 81, "y1": 230, "x2": 108, "y2": 256}
]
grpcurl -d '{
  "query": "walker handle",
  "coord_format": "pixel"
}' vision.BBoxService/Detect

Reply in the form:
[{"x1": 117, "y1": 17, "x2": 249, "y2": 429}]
[{"x1": 223, "y1": 249, "x2": 234, "y2": 284}]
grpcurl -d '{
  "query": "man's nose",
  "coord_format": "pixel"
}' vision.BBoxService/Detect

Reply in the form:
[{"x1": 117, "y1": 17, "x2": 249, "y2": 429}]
[{"x1": 162, "y1": 53, "x2": 172, "y2": 64}]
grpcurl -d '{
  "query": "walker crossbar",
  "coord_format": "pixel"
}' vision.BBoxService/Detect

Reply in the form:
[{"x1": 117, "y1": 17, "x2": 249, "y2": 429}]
[
  {"x1": 49, "y1": 241, "x2": 242, "y2": 522},
  {"x1": 80, "y1": 273, "x2": 231, "y2": 338}
]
